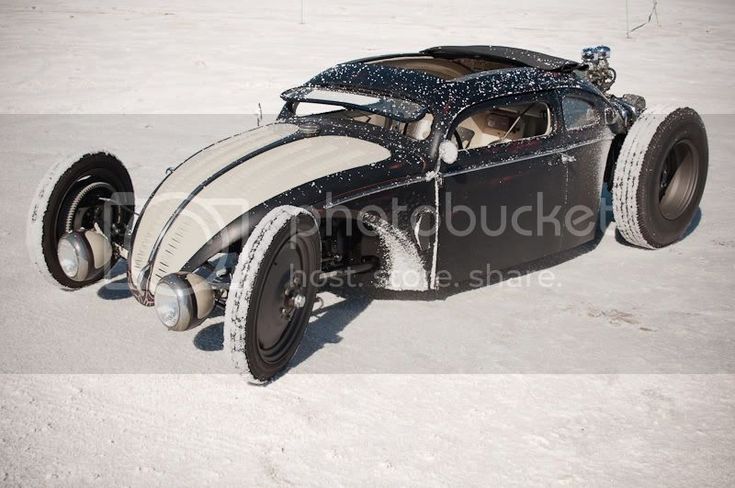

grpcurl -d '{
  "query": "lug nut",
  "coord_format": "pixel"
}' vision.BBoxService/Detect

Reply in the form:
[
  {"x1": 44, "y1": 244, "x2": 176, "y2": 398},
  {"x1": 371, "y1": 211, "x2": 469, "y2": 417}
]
[{"x1": 293, "y1": 295, "x2": 306, "y2": 309}]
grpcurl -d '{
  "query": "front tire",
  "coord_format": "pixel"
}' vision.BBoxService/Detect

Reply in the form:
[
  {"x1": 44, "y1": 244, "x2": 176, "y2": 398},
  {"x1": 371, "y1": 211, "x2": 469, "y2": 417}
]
[
  {"x1": 224, "y1": 206, "x2": 320, "y2": 383},
  {"x1": 612, "y1": 106, "x2": 708, "y2": 248},
  {"x1": 28, "y1": 152, "x2": 134, "y2": 289}
]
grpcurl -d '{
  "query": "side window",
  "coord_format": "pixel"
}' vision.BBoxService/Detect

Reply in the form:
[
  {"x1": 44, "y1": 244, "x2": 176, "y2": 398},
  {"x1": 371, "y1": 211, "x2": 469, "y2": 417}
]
[
  {"x1": 454, "y1": 101, "x2": 552, "y2": 150},
  {"x1": 562, "y1": 96, "x2": 599, "y2": 130}
]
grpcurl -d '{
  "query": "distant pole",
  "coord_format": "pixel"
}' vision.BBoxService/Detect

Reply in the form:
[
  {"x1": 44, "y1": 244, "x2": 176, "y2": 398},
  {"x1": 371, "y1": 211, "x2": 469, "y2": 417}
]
[
  {"x1": 627, "y1": 0, "x2": 660, "y2": 38},
  {"x1": 300, "y1": 0, "x2": 305, "y2": 24}
]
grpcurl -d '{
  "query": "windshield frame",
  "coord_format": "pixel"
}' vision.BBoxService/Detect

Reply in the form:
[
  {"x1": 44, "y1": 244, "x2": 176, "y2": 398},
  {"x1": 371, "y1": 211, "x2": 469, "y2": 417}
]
[{"x1": 281, "y1": 86, "x2": 429, "y2": 123}]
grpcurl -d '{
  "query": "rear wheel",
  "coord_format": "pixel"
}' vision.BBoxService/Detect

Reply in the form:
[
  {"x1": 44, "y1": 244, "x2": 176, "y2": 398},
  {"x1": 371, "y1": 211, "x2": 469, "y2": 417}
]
[
  {"x1": 612, "y1": 106, "x2": 708, "y2": 248},
  {"x1": 225, "y1": 206, "x2": 320, "y2": 383},
  {"x1": 28, "y1": 152, "x2": 135, "y2": 288}
]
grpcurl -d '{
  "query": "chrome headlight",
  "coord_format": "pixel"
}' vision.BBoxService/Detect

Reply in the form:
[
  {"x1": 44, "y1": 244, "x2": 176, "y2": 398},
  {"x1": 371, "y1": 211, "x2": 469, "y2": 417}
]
[
  {"x1": 154, "y1": 273, "x2": 214, "y2": 331},
  {"x1": 57, "y1": 237, "x2": 80, "y2": 278},
  {"x1": 56, "y1": 231, "x2": 112, "y2": 281},
  {"x1": 154, "y1": 280, "x2": 183, "y2": 329}
]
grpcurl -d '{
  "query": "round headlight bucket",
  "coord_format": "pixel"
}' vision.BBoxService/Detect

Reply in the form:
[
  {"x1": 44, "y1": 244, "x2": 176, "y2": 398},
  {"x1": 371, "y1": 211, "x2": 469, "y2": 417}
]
[
  {"x1": 154, "y1": 273, "x2": 214, "y2": 331},
  {"x1": 56, "y1": 230, "x2": 112, "y2": 281},
  {"x1": 56, "y1": 230, "x2": 110, "y2": 282}
]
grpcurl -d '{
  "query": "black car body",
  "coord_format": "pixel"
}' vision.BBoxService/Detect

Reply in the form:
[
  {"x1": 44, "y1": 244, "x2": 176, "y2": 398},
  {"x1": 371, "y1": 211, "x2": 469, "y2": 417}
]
[
  {"x1": 142, "y1": 45, "x2": 630, "y2": 297},
  {"x1": 38, "y1": 44, "x2": 710, "y2": 381}
]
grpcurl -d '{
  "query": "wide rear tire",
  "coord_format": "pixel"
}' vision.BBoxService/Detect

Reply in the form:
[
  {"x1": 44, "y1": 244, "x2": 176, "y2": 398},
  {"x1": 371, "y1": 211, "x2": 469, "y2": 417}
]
[
  {"x1": 28, "y1": 152, "x2": 135, "y2": 289},
  {"x1": 612, "y1": 106, "x2": 708, "y2": 248},
  {"x1": 225, "y1": 206, "x2": 320, "y2": 383}
]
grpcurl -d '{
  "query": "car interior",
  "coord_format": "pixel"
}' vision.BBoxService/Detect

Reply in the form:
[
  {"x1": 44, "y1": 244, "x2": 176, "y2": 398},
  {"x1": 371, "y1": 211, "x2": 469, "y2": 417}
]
[
  {"x1": 366, "y1": 56, "x2": 554, "y2": 147},
  {"x1": 369, "y1": 56, "x2": 516, "y2": 80},
  {"x1": 293, "y1": 100, "x2": 550, "y2": 147},
  {"x1": 294, "y1": 102, "x2": 435, "y2": 141},
  {"x1": 290, "y1": 53, "x2": 552, "y2": 145},
  {"x1": 453, "y1": 102, "x2": 552, "y2": 149}
]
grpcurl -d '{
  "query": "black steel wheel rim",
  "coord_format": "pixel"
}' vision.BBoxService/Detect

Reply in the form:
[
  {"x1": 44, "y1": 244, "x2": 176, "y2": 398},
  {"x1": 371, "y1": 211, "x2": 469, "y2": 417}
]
[
  {"x1": 658, "y1": 139, "x2": 700, "y2": 221},
  {"x1": 254, "y1": 234, "x2": 312, "y2": 365}
]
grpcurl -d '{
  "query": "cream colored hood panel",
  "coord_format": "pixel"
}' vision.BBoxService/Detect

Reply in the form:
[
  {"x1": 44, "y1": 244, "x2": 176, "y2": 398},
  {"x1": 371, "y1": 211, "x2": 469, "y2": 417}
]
[
  {"x1": 134, "y1": 133, "x2": 391, "y2": 291},
  {"x1": 129, "y1": 123, "x2": 298, "y2": 281}
]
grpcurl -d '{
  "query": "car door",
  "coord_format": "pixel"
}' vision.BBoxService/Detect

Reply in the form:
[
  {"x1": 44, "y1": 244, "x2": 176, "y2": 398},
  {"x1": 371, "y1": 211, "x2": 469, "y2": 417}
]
[
  {"x1": 435, "y1": 92, "x2": 568, "y2": 285},
  {"x1": 558, "y1": 90, "x2": 616, "y2": 249}
]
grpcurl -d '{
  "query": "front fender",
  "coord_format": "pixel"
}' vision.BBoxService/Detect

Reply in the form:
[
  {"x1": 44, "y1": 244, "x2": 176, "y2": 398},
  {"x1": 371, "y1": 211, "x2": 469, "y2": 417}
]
[{"x1": 130, "y1": 131, "x2": 391, "y2": 300}]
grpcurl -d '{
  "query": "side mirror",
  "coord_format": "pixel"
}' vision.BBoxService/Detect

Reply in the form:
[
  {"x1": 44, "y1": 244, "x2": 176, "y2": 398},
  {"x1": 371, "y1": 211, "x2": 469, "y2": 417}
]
[{"x1": 439, "y1": 139, "x2": 459, "y2": 165}]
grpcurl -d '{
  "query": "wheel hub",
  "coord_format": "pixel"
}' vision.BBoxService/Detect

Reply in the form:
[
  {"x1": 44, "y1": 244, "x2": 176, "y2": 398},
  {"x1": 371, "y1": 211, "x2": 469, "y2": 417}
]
[
  {"x1": 658, "y1": 139, "x2": 699, "y2": 221},
  {"x1": 659, "y1": 153, "x2": 678, "y2": 198},
  {"x1": 255, "y1": 237, "x2": 313, "y2": 362},
  {"x1": 280, "y1": 275, "x2": 306, "y2": 320}
]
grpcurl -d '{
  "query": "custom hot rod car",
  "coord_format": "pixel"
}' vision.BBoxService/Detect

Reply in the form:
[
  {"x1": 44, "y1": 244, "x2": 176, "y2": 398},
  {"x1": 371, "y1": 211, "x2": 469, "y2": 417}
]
[{"x1": 28, "y1": 45, "x2": 708, "y2": 381}]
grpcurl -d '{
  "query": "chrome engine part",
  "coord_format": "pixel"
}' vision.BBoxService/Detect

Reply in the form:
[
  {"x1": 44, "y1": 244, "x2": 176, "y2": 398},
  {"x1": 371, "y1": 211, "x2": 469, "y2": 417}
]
[{"x1": 582, "y1": 45, "x2": 616, "y2": 93}]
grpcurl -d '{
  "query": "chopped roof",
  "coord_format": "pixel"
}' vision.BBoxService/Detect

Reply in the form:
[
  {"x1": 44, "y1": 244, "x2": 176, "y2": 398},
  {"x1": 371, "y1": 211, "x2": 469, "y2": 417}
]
[
  {"x1": 300, "y1": 61, "x2": 591, "y2": 112},
  {"x1": 420, "y1": 45, "x2": 581, "y2": 72}
]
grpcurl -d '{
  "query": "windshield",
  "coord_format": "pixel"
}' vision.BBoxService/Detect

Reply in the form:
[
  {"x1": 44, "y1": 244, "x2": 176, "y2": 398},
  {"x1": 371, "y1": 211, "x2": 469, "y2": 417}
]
[{"x1": 281, "y1": 86, "x2": 428, "y2": 122}]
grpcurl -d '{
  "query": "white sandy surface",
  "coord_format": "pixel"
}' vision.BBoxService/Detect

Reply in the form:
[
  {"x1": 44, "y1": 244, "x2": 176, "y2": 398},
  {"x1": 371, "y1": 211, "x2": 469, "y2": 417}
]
[{"x1": 1, "y1": 1, "x2": 734, "y2": 486}]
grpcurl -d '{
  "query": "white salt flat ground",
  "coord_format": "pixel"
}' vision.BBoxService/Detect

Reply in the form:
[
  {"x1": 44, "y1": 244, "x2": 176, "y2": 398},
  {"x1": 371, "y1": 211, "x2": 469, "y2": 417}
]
[{"x1": 1, "y1": 1, "x2": 734, "y2": 486}]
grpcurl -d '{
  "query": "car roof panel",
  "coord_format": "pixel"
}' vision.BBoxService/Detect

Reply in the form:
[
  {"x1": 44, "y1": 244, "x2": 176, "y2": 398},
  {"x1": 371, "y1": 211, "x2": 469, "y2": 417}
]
[
  {"x1": 421, "y1": 45, "x2": 581, "y2": 72},
  {"x1": 297, "y1": 47, "x2": 596, "y2": 114}
]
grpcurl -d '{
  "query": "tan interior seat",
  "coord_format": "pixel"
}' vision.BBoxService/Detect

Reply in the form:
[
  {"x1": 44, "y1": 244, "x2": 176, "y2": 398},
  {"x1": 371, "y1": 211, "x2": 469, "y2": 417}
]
[
  {"x1": 458, "y1": 111, "x2": 521, "y2": 148},
  {"x1": 406, "y1": 114, "x2": 433, "y2": 140},
  {"x1": 457, "y1": 104, "x2": 550, "y2": 149}
]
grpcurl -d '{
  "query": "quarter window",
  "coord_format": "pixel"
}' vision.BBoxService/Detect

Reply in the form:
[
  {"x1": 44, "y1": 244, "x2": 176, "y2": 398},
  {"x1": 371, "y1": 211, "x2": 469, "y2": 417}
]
[
  {"x1": 563, "y1": 96, "x2": 599, "y2": 130},
  {"x1": 453, "y1": 101, "x2": 552, "y2": 150}
]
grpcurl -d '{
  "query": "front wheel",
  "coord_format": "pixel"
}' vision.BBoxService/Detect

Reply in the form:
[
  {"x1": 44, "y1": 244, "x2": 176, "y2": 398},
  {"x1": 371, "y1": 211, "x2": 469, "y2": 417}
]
[
  {"x1": 224, "y1": 206, "x2": 321, "y2": 383},
  {"x1": 28, "y1": 152, "x2": 135, "y2": 289},
  {"x1": 612, "y1": 106, "x2": 708, "y2": 248}
]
